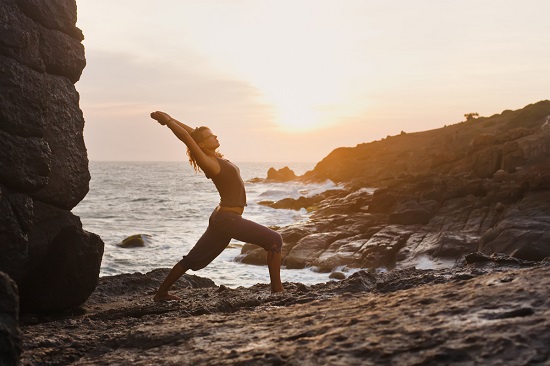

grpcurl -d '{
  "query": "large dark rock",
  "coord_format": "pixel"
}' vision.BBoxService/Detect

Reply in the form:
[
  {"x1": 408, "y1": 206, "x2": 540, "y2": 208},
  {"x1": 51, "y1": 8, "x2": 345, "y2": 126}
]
[
  {"x1": 0, "y1": 271, "x2": 21, "y2": 366},
  {"x1": 20, "y1": 202, "x2": 103, "y2": 313},
  {"x1": 479, "y1": 191, "x2": 550, "y2": 261},
  {"x1": 266, "y1": 166, "x2": 298, "y2": 182},
  {"x1": 0, "y1": 0, "x2": 104, "y2": 313},
  {"x1": 284, "y1": 232, "x2": 345, "y2": 269},
  {"x1": 0, "y1": 54, "x2": 89, "y2": 209},
  {"x1": 0, "y1": 185, "x2": 33, "y2": 285}
]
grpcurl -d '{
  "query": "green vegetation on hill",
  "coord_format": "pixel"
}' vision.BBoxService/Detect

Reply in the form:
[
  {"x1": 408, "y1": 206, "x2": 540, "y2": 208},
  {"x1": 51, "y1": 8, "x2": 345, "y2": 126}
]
[{"x1": 305, "y1": 100, "x2": 550, "y2": 185}]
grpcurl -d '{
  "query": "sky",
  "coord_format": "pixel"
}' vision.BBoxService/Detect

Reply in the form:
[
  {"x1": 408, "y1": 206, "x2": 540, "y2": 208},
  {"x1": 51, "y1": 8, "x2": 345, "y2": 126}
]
[{"x1": 76, "y1": 0, "x2": 550, "y2": 163}]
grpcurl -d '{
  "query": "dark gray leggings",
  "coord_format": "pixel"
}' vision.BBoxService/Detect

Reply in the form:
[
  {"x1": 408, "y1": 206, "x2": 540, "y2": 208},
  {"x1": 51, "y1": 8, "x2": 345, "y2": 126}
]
[{"x1": 178, "y1": 209, "x2": 283, "y2": 271}]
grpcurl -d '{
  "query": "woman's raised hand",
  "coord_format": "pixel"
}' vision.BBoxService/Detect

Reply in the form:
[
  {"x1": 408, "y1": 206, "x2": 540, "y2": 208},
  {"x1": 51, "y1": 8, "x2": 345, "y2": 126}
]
[{"x1": 150, "y1": 111, "x2": 172, "y2": 125}]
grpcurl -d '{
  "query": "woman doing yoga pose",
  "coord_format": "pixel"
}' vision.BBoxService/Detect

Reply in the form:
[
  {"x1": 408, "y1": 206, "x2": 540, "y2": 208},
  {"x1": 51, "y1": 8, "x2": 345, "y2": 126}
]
[{"x1": 150, "y1": 111, "x2": 284, "y2": 301}]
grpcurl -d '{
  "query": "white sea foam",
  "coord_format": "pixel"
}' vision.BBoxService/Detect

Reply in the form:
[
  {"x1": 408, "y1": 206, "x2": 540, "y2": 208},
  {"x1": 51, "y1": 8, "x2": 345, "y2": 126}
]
[{"x1": 72, "y1": 161, "x2": 339, "y2": 287}]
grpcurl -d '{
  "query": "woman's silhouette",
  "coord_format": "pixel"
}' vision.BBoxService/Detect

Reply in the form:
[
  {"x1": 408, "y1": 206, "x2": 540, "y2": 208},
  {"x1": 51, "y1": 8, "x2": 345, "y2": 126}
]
[{"x1": 150, "y1": 111, "x2": 284, "y2": 301}]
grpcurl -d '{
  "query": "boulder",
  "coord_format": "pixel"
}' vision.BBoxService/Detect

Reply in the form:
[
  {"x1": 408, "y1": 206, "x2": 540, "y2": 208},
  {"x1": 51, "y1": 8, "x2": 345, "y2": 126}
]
[
  {"x1": 236, "y1": 243, "x2": 268, "y2": 266},
  {"x1": 388, "y1": 200, "x2": 439, "y2": 225},
  {"x1": 358, "y1": 226, "x2": 413, "y2": 269},
  {"x1": 0, "y1": 0, "x2": 103, "y2": 313},
  {"x1": 261, "y1": 196, "x2": 313, "y2": 211},
  {"x1": 479, "y1": 191, "x2": 550, "y2": 261},
  {"x1": 0, "y1": 186, "x2": 34, "y2": 285},
  {"x1": 20, "y1": 202, "x2": 103, "y2": 313},
  {"x1": 328, "y1": 271, "x2": 346, "y2": 280},
  {"x1": 0, "y1": 271, "x2": 21, "y2": 366},
  {"x1": 284, "y1": 232, "x2": 344, "y2": 269},
  {"x1": 266, "y1": 166, "x2": 298, "y2": 182},
  {"x1": 118, "y1": 234, "x2": 151, "y2": 248},
  {"x1": 312, "y1": 237, "x2": 370, "y2": 272},
  {"x1": 237, "y1": 225, "x2": 316, "y2": 266}
]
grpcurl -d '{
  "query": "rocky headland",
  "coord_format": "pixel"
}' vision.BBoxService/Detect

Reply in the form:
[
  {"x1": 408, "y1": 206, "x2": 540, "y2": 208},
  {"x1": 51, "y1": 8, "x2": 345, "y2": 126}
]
[
  {"x1": 1, "y1": 0, "x2": 549, "y2": 364},
  {"x1": 249, "y1": 101, "x2": 550, "y2": 275}
]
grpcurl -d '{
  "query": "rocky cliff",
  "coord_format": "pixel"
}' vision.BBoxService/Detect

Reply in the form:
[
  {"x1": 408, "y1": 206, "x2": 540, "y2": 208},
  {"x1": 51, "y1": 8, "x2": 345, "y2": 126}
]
[
  {"x1": 0, "y1": 0, "x2": 104, "y2": 313},
  {"x1": 305, "y1": 101, "x2": 550, "y2": 186},
  {"x1": 246, "y1": 101, "x2": 550, "y2": 274}
]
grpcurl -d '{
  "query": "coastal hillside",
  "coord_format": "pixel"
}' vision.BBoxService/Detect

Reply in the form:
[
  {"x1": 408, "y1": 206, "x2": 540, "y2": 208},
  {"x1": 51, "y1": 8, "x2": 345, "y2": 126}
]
[
  {"x1": 304, "y1": 101, "x2": 550, "y2": 185},
  {"x1": 248, "y1": 100, "x2": 550, "y2": 274}
]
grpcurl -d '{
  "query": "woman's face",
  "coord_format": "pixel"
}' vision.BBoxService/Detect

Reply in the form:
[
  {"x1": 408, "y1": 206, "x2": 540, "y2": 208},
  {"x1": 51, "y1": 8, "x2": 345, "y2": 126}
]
[{"x1": 199, "y1": 128, "x2": 220, "y2": 150}]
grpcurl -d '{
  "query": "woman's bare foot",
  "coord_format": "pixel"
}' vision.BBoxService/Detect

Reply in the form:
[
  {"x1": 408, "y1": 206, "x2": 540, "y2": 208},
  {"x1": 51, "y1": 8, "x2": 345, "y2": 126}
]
[
  {"x1": 153, "y1": 293, "x2": 182, "y2": 302},
  {"x1": 271, "y1": 285, "x2": 285, "y2": 294}
]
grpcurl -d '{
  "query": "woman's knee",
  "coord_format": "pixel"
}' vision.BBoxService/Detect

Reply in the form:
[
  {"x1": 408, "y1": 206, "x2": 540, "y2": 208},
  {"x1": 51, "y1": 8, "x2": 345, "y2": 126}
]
[
  {"x1": 178, "y1": 257, "x2": 207, "y2": 271},
  {"x1": 269, "y1": 232, "x2": 283, "y2": 253}
]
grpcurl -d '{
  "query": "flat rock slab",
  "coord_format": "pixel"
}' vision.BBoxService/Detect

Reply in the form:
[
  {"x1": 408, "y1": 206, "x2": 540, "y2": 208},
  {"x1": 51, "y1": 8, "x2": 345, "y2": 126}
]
[{"x1": 20, "y1": 264, "x2": 550, "y2": 365}]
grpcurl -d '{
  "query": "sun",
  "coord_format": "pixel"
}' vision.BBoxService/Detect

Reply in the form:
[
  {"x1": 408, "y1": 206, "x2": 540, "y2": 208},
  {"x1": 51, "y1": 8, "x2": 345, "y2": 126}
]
[{"x1": 274, "y1": 104, "x2": 322, "y2": 132}]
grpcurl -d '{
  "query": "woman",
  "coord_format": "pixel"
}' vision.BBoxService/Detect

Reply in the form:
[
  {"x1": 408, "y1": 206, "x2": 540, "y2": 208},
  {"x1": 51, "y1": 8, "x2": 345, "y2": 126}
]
[{"x1": 150, "y1": 111, "x2": 284, "y2": 301}]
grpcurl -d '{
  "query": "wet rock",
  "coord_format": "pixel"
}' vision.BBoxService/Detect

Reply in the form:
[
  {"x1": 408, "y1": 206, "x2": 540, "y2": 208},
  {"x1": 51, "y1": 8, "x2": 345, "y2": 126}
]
[
  {"x1": 284, "y1": 232, "x2": 345, "y2": 269},
  {"x1": 118, "y1": 234, "x2": 151, "y2": 248},
  {"x1": 235, "y1": 243, "x2": 267, "y2": 265},
  {"x1": 358, "y1": 225, "x2": 412, "y2": 269},
  {"x1": 479, "y1": 191, "x2": 550, "y2": 261},
  {"x1": 261, "y1": 195, "x2": 314, "y2": 210},
  {"x1": 329, "y1": 271, "x2": 346, "y2": 280},
  {"x1": 388, "y1": 200, "x2": 438, "y2": 225},
  {"x1": 88, "y1": 268, "x2": 216, "y2": 305},
  {"x1": 464, "y1": 252, "x2": 540, "y2": 266},
  {"x1": 266, "y1": 166, "x2": 297, "y2": 182}
]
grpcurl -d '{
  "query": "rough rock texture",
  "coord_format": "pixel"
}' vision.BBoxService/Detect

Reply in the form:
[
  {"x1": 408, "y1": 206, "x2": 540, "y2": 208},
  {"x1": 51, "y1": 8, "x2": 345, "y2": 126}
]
[
  {"x1": 266, "y1": 166, "x2": 298, "y2": 182},
  {"x1": 241, "y1": 102, "x2": 550, "y2": 275},
  {"x1": 19, "y1": 261, "x2": 550, "y2": 365},
  {"x1": 0, "y1": 0, "x2": 104, "y2": 313},
  {"x1": 0, "y1": 271, "x2": 21, "y2": 366}
]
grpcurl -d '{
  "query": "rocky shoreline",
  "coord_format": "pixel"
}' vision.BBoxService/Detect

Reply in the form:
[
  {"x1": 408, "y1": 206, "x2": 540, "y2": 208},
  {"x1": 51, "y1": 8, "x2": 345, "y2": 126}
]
[
  {"x1": 1, "y1": 2, "x2": 549, "y2": 364},
  {"x1": 19, "y1": 256, "x2": 550, "y2": 365},
  {"x1": 242, "y1": 101, "x2": 550, "y2": 277}
]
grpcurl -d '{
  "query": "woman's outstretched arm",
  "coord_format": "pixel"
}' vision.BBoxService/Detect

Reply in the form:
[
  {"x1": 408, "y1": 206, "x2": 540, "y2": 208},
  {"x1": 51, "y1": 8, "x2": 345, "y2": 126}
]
[
  {"x1": 150, "y1": 111, "x2": 220, "y2": 176},
  {"x1": 150, "y1": 111, "x2": 194, "y2": 133}
]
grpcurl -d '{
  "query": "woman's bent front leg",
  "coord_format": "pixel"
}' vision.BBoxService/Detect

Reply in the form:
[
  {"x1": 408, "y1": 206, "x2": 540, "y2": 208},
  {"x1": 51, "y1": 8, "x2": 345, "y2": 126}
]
[
  {"x1": 267, "y1": 251, "x2": 284, "y2": 293},
  {"x1": 218, "y1": 213, "x2": 284, "y2": 293}
]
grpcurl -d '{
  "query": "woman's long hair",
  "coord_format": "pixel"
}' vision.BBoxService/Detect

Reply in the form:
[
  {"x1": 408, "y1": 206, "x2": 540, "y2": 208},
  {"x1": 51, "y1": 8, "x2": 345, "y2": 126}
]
[{"x1": 187, "y1": 126, "x2": 223, "y2": 172}]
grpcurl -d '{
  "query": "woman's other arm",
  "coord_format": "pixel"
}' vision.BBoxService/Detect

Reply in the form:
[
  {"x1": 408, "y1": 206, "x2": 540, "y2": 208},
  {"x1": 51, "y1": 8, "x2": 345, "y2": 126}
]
[
  {"x1": 150, "y1": 111, "x2": 194, "y2": 134},
  {"x1": 150, "y1": 111, "x2": 220, "y2": 176}
]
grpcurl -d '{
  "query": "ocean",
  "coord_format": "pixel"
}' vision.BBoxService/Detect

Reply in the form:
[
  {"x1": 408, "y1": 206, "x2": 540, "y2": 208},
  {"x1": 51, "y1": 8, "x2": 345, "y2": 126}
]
[{"x1": 72, "y1": 161, "x2": 342, "y2": 288}]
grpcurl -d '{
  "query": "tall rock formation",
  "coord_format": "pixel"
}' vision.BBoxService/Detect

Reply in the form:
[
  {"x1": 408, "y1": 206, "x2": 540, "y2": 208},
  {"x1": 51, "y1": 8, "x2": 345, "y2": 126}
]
[{"x1": 0, "y1": 0, "x2": 104, "y2": 312}]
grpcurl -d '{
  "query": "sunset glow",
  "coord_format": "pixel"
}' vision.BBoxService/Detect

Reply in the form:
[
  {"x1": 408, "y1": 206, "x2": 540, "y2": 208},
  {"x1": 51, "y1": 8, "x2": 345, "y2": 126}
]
[{"x1": 76, "y1": 0, "x2": 550, "y2": 162}]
